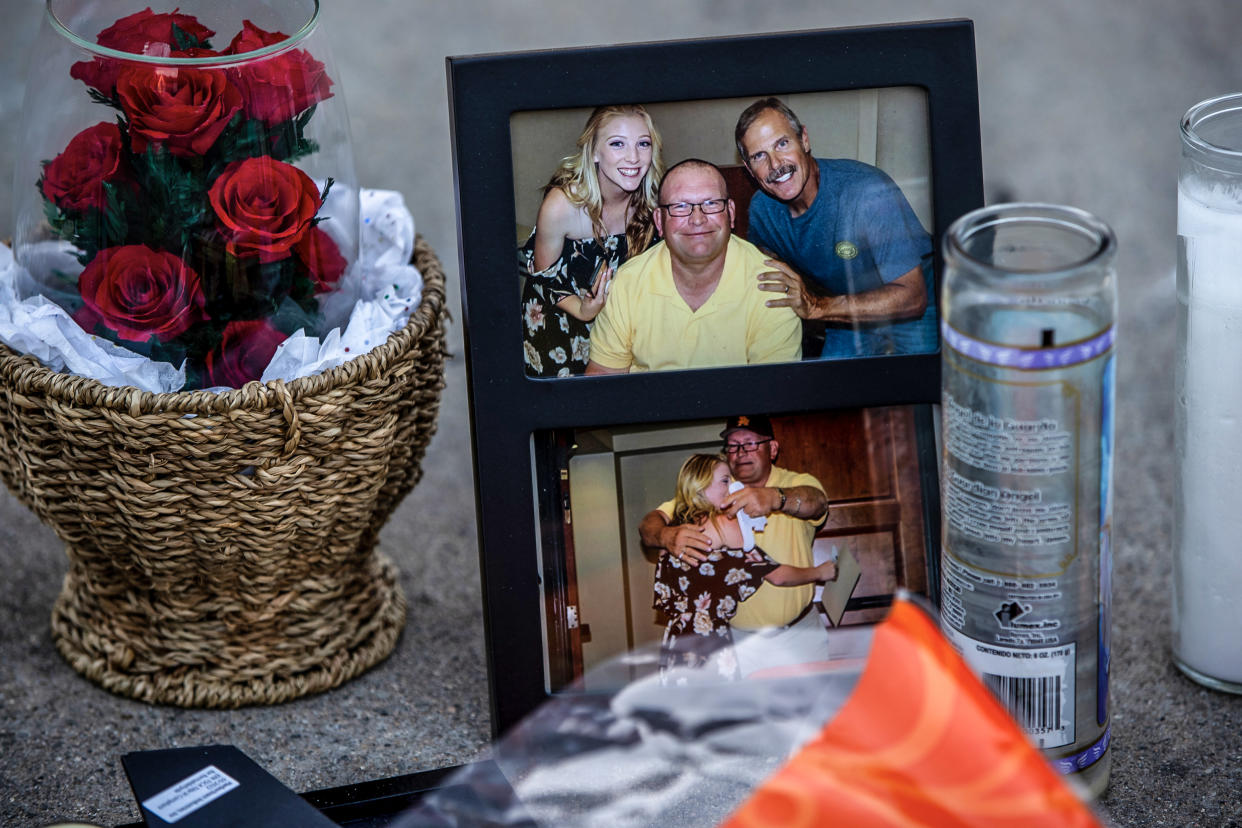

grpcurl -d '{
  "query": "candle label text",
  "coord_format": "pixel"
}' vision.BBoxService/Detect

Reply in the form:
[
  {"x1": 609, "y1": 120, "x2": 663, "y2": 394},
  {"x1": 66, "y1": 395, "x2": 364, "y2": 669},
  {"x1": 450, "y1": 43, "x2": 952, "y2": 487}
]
[{"x1": 943, "y1": 397, "x2": 1076, "y2": 552}]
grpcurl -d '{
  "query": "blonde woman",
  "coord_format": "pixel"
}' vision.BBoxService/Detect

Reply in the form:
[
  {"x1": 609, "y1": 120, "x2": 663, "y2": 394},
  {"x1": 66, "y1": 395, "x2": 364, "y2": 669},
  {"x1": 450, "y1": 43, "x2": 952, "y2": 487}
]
[
  {"x1": 653, "y1": 453, "x2": 836, "y2": 679},
  {"x1": 521, "y1": 105, "x2": 664, "y2": 377}
]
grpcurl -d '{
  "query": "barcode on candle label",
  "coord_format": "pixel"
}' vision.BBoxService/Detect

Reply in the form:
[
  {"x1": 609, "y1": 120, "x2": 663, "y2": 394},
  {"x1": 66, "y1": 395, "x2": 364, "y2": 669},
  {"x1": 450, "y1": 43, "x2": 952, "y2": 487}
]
[
  {"x1": 982, "y1": 673, "x2": 1066, "y2": 740},
  {"x1": 946, "y1": 628, "x2": 1076, "y2": 749},
  {"x1": 141, "y1": 765, "x2": 240, "y2": 823}
]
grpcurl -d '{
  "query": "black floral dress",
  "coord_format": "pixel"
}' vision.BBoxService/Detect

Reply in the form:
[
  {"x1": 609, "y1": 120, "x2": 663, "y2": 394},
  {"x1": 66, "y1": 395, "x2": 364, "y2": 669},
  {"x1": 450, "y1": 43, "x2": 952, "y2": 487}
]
[
  {"x1": 652, "y1": 546, "x2": 779, "y2": 679},
  {"x1": 520, "y1": 231, "x2": 627, "y2": 377}
]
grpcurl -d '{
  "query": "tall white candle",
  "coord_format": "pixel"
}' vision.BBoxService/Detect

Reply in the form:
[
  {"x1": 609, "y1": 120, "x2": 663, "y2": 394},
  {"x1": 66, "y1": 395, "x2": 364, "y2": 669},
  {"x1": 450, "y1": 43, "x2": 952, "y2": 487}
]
[{"x1": 1174, "y1": 179, "x2": 1242, "y2": 687}]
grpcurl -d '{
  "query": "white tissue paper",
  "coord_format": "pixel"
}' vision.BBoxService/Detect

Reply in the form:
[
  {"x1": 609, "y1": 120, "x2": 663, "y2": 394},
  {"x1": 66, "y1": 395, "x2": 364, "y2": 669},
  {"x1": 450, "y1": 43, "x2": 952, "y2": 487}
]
[
  {"x1": 728, "y1": 480, "x2": 768, "y2": 551},
  {"x1": 0, "y1": 188, "x2": 423, "y2": 393}
]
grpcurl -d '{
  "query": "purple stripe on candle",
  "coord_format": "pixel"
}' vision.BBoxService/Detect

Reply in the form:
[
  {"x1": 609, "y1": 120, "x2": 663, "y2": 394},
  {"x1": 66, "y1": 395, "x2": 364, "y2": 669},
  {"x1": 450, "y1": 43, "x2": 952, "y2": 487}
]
[
  {"x1": 942, "y1": 321, "x2": 1115, "y2": 370},
  {"x1": 1051, "y1": 726, "x2": 1110, "y2": 774}
]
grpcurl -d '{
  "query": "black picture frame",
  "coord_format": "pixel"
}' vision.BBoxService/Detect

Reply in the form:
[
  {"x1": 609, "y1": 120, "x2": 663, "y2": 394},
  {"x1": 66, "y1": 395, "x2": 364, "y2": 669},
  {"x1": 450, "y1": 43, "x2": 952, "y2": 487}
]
[{"x1": 447, "y1": 20, "x2": 983, "y2": 735}]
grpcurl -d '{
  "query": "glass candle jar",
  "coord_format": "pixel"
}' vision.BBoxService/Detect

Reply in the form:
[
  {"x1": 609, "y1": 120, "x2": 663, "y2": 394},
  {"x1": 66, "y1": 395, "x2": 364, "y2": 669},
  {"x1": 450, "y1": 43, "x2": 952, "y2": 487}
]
[
  {"x1": 1174, "y1": 93, "x2": 1242, "y2": 694},
  {"x1": 939, "y1": 203, "x2": 1118, "y2": 799},
  {"x1": 10, "y1": 0, "x2": 358, "y2": 389}
]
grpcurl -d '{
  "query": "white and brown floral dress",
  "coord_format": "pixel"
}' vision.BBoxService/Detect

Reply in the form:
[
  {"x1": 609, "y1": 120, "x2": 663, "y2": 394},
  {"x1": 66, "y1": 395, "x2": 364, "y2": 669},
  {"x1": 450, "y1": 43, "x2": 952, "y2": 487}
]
[
  {"x1": 653, "y1": 545, "x2": 779, "y2": 678},
  {"x1": 520, "y1": 231, "x2": 626, "y2": 377}
]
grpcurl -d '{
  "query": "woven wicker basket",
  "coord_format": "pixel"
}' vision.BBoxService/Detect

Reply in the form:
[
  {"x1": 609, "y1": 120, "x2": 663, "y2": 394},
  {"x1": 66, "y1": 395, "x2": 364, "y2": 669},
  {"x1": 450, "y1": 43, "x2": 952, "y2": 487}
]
[{"x1": 0, "y1": 235, "x2": 448, "y2": 708}]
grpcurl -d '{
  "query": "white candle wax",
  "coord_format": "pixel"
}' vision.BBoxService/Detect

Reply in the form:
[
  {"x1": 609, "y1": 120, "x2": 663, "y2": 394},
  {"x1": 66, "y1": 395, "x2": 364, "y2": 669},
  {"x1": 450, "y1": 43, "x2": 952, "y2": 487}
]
[{"x1": 1175, "y1": 181, "x2": 1242, "y2": 686}]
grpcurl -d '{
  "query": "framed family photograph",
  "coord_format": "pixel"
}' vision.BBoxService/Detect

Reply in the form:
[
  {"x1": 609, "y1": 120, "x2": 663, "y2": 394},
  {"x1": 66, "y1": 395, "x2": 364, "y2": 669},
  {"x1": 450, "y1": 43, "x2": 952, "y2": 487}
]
[
  {"x1": 447, "y1": 20, "x2": 983, "y2": 733},
  {"x1": 532, "y1": 405, "x2": 941, "y2": 695}
]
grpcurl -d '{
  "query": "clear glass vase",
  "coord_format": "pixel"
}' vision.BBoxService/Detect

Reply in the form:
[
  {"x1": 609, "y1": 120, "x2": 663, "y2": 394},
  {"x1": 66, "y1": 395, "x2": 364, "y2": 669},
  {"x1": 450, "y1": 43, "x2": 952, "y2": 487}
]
[{"x1": 11, "y1": 0, "x2": 358, "y2": 390}]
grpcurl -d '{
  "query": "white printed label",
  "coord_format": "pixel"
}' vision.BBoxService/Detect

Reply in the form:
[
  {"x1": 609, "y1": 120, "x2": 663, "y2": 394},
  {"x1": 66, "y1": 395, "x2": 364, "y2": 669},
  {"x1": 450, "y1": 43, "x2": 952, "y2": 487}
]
[
  {"x1": 943, "y1": 397, "x2": 1073, "y2": 476},
  {"x1": 141, "y1": 765, "x2": 240, "y2": 824},
  {"x1": 942, "y1": 396, "x2": 1075, "y2": 549},
  {"x1": 946, "y1": 627, "x2": 1076, "y2": 749}
]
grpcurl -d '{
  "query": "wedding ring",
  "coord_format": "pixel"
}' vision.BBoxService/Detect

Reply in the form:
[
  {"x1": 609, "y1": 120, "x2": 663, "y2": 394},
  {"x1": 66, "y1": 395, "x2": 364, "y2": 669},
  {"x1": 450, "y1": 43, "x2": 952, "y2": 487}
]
[{"x1": 783, "y1": 285, "x2": 790, "y2": 293}]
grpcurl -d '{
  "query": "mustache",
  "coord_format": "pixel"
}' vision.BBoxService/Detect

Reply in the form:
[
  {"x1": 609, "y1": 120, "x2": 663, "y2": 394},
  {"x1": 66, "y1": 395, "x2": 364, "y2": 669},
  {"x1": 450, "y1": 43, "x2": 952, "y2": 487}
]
[{"x1": 765, "y1": 165, "x2": 796, "y2": 184}]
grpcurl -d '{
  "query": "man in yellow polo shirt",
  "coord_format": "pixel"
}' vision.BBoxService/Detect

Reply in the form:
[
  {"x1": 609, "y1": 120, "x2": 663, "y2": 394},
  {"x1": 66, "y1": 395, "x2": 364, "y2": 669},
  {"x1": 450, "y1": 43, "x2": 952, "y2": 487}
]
[
  {"x1": 638, "y1": 414, "x2": 832, "y2": 675},
  {"x1": 584, "y1": 159, "x2": 801, "y2": 374}
]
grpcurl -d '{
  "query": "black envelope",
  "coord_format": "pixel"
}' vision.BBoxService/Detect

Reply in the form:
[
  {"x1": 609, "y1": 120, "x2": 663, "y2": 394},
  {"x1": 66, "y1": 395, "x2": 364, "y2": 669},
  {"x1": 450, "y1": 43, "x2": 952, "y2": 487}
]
[{"x1": 122, "y1": 745, "x2": 337, "y2": 828}]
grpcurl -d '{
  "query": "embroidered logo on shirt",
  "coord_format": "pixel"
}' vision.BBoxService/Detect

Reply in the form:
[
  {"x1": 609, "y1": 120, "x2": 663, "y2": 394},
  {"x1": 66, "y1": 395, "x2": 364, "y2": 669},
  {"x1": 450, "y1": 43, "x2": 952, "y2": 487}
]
[{"x1": 835, "y1": 240, "x2": 859, "y2": 260}]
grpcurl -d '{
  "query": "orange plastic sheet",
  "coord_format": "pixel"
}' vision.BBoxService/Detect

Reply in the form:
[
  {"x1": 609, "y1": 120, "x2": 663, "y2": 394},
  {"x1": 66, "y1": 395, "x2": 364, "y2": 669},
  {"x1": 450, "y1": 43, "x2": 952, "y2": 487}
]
[
  {"x1": 721, "y1": 599, "x2": 1103, "y2": 828},
  {"x1": 395, "y1": 596, "x2": 1102, "y2": 827}
]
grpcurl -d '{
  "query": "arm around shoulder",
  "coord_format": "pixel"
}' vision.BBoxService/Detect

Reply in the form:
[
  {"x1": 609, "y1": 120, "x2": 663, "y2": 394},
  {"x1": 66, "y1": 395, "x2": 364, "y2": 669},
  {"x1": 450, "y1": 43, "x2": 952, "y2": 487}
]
[
  {"x1": 781, "y1": 484, "x2": 828, "y2": 522},
  {"x1": 639, "y1": 508, "x2": 673, "y2": 549},
  {"x1": 883, "y1": 265, "x2": 929, "y2": 320},
  {"x1": 799, "y1": 265, "x2": 927, "y2": 324},
  {"x1": 777, "y1": 471, "x2": 829, "y2": 524}
]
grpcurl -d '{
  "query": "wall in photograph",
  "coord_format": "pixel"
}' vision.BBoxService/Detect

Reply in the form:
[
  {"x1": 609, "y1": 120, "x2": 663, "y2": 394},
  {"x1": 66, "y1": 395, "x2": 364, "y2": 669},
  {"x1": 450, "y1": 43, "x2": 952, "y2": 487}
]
[{"x1": 509, "y1": 87, "x2": 932, "y2": 244}]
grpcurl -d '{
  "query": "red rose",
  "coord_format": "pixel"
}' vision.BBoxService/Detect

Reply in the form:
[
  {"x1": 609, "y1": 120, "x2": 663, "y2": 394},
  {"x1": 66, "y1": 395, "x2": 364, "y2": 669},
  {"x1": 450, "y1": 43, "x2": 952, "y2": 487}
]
[
  {"x1": 70, "y1": 8, "x2": 215, "y2": 93},
  {"x1": 70, "y1": 59, "x2": 128, "y2": 99},
  {"x1": 294, "y1": 226, "x2": 347, "y2": 293},
  {"x1": 223, "y1": 19, "x2": 285, "y2": 54},
  {"x1": 208, "y1": 157, "x2": 321, "y2": 260},
  {"x1": 116, "y1": 64, "x2": 241, "y2": 157},
  {"x1": 41, "y1": 122, "x2": 126, "y2": 211},
  {"x1": 72, "y1": 45, "x2": 222, "y2": 96},
  {"x1": 223, "y1": 20, "x2": 334, "y2": 126},
  {"x1": 77, "y1": 245, "x2": 208, "y2": 343},
  {"x1": 95, "y1": 7, "x2": 214, "y2": 50},
  {"x1": 204, "y1": 319, "x2": 287, "y2": 387}
]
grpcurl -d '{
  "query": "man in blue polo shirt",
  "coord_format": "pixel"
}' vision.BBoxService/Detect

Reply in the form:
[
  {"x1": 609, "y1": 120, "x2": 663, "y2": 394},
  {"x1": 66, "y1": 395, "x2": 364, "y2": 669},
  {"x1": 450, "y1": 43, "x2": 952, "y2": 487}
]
[{"x1": 735, "y1": 97, "x2": 937, "y2": 358}]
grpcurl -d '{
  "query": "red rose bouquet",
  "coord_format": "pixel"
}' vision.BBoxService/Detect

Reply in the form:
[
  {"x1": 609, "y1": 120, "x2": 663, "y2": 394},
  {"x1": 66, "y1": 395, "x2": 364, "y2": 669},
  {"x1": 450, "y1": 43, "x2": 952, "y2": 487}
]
[{"x1": 34, "y1": 7, "x2": 347, "y2": 389}]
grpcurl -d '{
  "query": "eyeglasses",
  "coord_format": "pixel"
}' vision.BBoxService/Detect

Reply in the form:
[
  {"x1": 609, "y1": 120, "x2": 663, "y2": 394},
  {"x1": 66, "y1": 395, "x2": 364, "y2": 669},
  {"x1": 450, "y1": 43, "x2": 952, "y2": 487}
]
[
  {"x1": 658, "y1": 199, "x2": 728, "y2": 217},
  {"x1": 723, "y1": 439, "x2": 771, "y2": 455}
]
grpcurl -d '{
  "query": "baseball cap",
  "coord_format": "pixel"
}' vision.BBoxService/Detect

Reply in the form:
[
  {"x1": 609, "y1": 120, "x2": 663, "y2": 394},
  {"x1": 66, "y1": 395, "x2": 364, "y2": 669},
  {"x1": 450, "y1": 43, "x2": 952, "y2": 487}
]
[{"x1": 720, "y1": 414, "x2": 774, "y2": 440}]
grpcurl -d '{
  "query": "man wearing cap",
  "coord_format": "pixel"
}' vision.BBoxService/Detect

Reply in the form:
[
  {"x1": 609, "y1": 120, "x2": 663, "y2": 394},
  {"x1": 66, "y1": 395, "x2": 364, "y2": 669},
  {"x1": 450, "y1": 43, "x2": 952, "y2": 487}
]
[{"x1": 639, "y1": 414, "x2": 831, "y2": 674}]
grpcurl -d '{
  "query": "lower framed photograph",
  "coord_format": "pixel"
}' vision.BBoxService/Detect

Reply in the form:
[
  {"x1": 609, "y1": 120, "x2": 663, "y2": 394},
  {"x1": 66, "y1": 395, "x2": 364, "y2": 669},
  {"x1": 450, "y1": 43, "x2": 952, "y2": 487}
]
[{"x1": 531, "y1": 404, "x2": 940, "y2": 696}]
